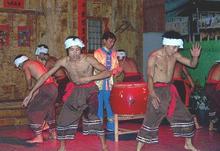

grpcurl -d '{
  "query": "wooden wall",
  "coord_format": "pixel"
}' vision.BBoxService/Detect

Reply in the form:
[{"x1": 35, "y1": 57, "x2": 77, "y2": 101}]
[
  {"x1": 143, "y1": 0, "x2": 165, "y2": 32},
  {"x1": 0, "y1": 0, "x2": 144, "y2": 100},
  {"x1": 0, "y1": 0, "x2": 74, "y2": 100},
  {"x1": 87, "y1": 0, "x2": 144, "y2": 72}
]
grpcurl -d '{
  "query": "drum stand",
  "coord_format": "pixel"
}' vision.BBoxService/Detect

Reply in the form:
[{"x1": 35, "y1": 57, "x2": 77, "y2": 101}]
[{"x1": 114, "y1": 114, "x2": 144, "y2": 142}]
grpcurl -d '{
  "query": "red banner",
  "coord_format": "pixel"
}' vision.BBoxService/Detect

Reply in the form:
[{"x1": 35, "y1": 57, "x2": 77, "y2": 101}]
[
  {"x1": 78, "y1": 0, "x2": 87, "y2": 46},
  {"x1": 3, "y1": 0, "x2": 24, "y2": 9}
]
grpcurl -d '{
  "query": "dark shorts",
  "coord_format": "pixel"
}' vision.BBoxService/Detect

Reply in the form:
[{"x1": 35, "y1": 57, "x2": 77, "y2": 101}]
[
  {"x1": 136, "y1": 84, "x2": 194, "y2": 144},
  {"x1": 57, "y1": 84, "x2": 104, "y2": 140},
  {"x1": 27, "y1": 83, "x2": 58, "y2": 133}
]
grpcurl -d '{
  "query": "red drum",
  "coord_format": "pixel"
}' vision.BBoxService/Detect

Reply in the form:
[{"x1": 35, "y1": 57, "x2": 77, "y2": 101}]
[{"x1": 110, "y1": 82, "x2": 148, "y2": 114}]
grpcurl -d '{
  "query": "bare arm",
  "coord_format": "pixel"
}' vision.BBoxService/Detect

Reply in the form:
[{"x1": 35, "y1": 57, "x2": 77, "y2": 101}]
[
  {"x1": 22, "y1": 60, "x2": 62, "y2": 107},
  {"x1": 147, "y1": 54, "x2": 160, "y2": 109},
  {"x1": 86, "y1": 56, "x2": 111, "y2": 81},
  {"x1": 30, "y1": 65, "x2": 59, "y2": 95},
  {"x1": 147, "y1": 56, "x2": 155, "y2": 95},
  {"x1": 176, "y1": 43, "x2": 201, "y2": 68},
  {"x1": 24, "y1": 67, "x2": 32, "y2": 90}
]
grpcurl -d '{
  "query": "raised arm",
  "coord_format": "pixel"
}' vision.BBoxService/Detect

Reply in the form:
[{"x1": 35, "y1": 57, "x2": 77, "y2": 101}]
[{"x1": 176, "y1": 43, "x2": 201, "y2": 68}]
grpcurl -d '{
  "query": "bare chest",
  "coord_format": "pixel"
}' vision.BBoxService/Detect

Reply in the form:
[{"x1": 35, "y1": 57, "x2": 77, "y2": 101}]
[
  {"x1": 155, "y1": 57, "x2": 175, "y2": 74},
  {"x1": 65, "y1": 61, "x2": 92, "y2": 76}
]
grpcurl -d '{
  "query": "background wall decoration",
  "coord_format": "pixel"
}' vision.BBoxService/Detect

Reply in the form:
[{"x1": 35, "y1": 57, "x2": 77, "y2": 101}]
[
  {"x1": 3, "y1": 0, "x2": 24, "y2": 9},
  {"x1": 0, "y1": 24, "x2": 9, "y2": 49},
  {"x1": 17, "y1": 26, "x2": 31, "y2": 47}
]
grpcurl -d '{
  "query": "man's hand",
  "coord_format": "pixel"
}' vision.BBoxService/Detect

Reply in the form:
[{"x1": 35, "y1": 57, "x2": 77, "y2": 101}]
[
  {"x1": 190, "y1": 83, "x2": 195, "y2": 92},
  {"x1": 22, "y1": 89, "x2": 39, "y2": 107},
  {"x1": 22, "y1": 94, "x2": 32, "y2": 107},
  {"x1": 111, "y1": 67, "x2": 123, "y2": 77},
  {"x1": 149, "y1": 92, "x2": 160, "y2": 109},
  {"x1": 191, "y1": 43, "x2": 201, "y2": 57}
]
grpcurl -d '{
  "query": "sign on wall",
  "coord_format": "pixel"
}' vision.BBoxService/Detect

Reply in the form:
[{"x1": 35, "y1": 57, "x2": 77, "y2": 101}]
[
  {"x1": 198, "y1": 13, "x2": 220, "y2": 29},
  {"x1": 0, "y1": 24, "x2": 10, "y2": 49},
  {"x1": 3, "y1": 0, "x2": 24, "y2": 9},
  {"x1": 17, "y1": 26, "x2": 31, "y2": 47},
  {"x1": 166, "y1": 17, "x2": 189, "y2": 35}
]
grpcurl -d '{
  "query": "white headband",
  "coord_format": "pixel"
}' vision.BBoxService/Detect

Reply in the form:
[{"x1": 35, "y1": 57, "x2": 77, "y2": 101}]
[
  {"x1": 35, "y1": 46, "x2": 49, "y2": 55},
  {"x1": 64, "y1": 38, "x2": 85, "y2": 49},
  {"x1": 162, "y1": 37, "x2": 183, "y2": 48},
  {"x1": 117, "y1": 51, "x2": 126, "y2": 60},
  {"x1": 14, "y1": 55, "x2": 28, "y2": 67}
]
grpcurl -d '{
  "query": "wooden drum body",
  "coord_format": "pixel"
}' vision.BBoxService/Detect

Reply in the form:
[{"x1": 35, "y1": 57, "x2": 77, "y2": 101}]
[{"x1": 110, "y1": 82, "x2": 148, "y2": 114}]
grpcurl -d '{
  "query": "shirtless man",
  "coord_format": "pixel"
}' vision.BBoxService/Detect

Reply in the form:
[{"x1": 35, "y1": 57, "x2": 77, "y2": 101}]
[
  {"x1": 173, "y1": 63, "x2": 201, "y2": 129},
  {"x1": 35, "y1": 44, "x2": 69, "y2": 104},
  {"x1": 117, "y1": 49, "x2": 143, "y2": 82},
  {"x1": 205, "y1": 61, "x2": 220, "y2": 131},
  {"x1": 13, "y1": 55, "x2": 58, "y2": 143},
  {"x1": 23, "y1": 36, "x2": 110, "y2": 151},
  {"x1": 136, "y1": 31, "x2": 201, "y2": 151}
]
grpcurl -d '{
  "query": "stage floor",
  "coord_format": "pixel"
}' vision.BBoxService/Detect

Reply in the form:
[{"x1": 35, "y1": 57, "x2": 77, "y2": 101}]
[{"x1": 0, "y1": 122, "x2": 220, "y2": 151}]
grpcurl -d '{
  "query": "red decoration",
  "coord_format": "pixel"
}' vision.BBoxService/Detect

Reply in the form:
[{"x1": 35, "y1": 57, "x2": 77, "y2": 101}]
[
  {"x1": 78, "y1": 0, "x2": 87, "y2": 46},
  {"x1": 17, "y1": 26, "x2": 31, "y2": 47},
  {"x1": 3, "y1": 0, "x2": 24, "y2": 9},
  {"x1": 0, "y1": 24, "x2": 10, "y2": 48}
]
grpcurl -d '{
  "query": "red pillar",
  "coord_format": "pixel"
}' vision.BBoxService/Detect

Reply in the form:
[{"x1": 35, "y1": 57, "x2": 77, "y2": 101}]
[{"x1": 77, "y1": 0, "x2": 87, "y2": 44}]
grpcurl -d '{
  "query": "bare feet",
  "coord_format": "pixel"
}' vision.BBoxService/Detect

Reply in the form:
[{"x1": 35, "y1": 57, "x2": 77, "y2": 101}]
[
  {"x1": 102, "y1": 144, "x2": 108, "y2": 151},
  {"x1": 209, "y1": 122, "x2": 217, "y2": 131},
  {"x1": 184, "y1": 144, "x2": 199, "y2": 151},
  {"x1": 195, "y1": 123, "x2": 202, "y2": 129},
  {"x1": 57, "y1": 146, "x2": 66, "y2": 151},
  {"x1": 194, "y1": 117, "x2": 202, "y2": 129},
  {"x1": 99, "y1": 135, "x2": 108, "y2": 151},
  {"x1": 209, "y1": 127, "x2": 217, "y2": 131},
  {"x1": 49, "y1": 129, "x2": 57, "y2": 140},
  {"x1": 42, "y1": 121, "x2": 49, "y2": 131},
  {"x1": 136, "y1": 142, "x2": 144, "y2": 151},
  {"x1": 26, "y1": 134, "x2": 43, "y2": 143},
  {"x1": 58, "y1": 140, "x2": 66, "y2": 151},
  {"x1": 185, "y1": 138, "x2": 199, "y2": 151}
]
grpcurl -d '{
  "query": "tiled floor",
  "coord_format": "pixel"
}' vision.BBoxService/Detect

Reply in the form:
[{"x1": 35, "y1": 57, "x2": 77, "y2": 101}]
[{"x1": 0, "y1": 123, "x2": 220, "y2": 151}]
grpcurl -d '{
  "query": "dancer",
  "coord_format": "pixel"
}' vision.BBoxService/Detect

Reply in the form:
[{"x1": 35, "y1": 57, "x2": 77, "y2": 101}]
[
  {"x1": 136, "y1": 31, "x2": 201, "y2": 151},
  {"x1": 14, "y1": 55, "x2": 58, "y2": 143},
  {"x1": 205, "y1": 61, "x2": 220, "y2": 131}
]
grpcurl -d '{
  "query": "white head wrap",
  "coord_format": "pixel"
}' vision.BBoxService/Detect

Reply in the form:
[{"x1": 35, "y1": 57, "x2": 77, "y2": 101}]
[
  {"x1": 64, "y1": 38, "x2": 85, "y2": 49},
  {"x1": 216, "y1": 60, "x2": 220, "y2": 63},
  {"x1": 14, "y1": 55, "x2": 28, "y2": 67},
  {"x1": 117, "y1": 51, "x2": 126, "y2": 60},
  {"x1": 162, "y1": 37, "x2": 183, "y2": 48},
  {"x1": 35, "y1": 46, "x2": 49, "y2": 55}
]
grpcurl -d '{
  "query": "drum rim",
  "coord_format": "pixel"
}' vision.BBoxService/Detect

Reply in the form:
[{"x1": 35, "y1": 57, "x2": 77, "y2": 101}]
[{"x1": 113, "y1": 82, "x2": 147, "y2": 88}]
